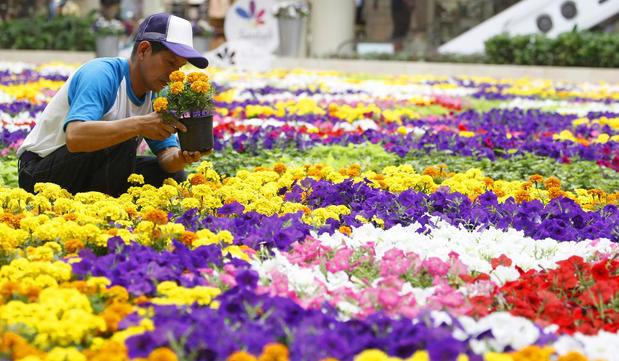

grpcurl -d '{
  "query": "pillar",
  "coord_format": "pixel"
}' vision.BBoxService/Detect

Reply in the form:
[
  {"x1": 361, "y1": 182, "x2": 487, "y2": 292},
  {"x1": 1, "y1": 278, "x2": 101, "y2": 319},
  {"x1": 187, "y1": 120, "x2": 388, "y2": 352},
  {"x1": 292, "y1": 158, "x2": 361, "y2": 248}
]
[{"x1": 309, "y1": 0, "x2": 355, "y2": 57}]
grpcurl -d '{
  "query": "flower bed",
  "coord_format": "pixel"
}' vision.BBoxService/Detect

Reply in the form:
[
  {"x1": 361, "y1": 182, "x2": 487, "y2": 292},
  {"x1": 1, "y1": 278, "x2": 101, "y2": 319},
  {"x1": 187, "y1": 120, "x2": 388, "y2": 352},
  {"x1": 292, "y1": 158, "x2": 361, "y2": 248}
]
[{"x1": 0, "y1": 61, "x2": 617, "y2": 361}]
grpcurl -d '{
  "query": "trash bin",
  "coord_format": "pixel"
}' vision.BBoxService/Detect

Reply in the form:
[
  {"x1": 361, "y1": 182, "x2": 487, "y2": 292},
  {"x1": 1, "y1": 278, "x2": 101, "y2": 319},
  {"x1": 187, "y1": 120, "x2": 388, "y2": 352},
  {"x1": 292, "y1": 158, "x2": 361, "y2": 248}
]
[
  {"x1": 95, "y1": 35, "x2": 120, "y2": 58},
  {"x1": 193, "y1": 36, "x2": 211, "y2": 54},
  {"x1": 277, "y1": 17, "x2": 304, "y2": 57}
]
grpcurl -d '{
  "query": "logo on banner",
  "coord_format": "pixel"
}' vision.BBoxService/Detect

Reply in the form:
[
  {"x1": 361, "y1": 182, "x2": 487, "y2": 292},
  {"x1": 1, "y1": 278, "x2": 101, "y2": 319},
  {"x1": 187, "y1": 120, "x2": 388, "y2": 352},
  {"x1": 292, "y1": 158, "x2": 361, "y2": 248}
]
[
  {"x1": 235, "y1": 0, "x2": 266, "y2": 26},
  {"x1": 224, "y1": 0, "x2": 279, "y2": 53}
]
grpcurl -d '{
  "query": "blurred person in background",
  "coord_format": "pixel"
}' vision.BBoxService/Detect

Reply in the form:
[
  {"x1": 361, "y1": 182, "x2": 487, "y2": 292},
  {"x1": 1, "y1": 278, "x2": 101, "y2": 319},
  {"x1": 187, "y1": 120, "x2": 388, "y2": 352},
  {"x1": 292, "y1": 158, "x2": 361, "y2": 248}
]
[{"x1": 391, "y1": 0, "x2": 415, "y2": 51}]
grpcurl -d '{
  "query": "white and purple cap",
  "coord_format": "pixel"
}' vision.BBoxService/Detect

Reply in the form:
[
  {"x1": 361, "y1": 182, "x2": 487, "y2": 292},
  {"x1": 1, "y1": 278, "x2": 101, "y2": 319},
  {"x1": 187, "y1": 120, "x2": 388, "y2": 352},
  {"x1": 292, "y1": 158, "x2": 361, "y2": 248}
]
[{"x1": 136, "y1": 13, "x2": 208, "y2": 69}]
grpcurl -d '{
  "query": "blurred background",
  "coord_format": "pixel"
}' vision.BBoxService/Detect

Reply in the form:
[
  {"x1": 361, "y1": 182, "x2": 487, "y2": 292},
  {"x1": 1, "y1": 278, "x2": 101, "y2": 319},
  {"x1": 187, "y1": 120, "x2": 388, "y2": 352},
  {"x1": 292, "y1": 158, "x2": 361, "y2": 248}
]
[{"x1": 0, "y1": 0, "x2": 617, "y2": 67}]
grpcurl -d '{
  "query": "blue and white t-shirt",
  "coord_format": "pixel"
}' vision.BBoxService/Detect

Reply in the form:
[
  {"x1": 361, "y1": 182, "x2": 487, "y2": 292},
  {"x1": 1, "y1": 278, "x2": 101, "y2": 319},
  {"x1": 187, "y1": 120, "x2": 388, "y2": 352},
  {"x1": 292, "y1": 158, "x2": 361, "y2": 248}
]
[{"x1": 17, "y1": 57, "x2": 178, "y2": 158}]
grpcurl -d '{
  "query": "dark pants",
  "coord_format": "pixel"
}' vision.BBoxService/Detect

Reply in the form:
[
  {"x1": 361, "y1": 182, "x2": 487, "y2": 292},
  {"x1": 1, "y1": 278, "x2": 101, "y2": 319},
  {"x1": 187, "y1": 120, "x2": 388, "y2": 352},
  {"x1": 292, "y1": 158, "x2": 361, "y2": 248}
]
[
  {"x1": 18, "y1": 137, "x2": 186, "y2": 197},
  {"x1": 391, "y1": 0, "x2": 413, "y2": 41}
]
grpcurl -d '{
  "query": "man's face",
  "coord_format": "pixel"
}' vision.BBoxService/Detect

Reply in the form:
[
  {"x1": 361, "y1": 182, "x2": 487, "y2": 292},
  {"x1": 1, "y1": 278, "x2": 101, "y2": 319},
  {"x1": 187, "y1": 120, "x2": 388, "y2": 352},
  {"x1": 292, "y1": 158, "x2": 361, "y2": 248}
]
[{"x1": 141, "y1": 43, "x2": 187, "y2": 92}]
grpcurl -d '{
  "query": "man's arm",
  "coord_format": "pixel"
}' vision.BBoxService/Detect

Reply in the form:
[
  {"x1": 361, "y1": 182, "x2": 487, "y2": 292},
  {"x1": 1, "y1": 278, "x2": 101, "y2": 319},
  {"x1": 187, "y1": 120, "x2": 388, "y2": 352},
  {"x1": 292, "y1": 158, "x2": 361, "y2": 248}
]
[{"x1": 65, "y1": 112, "x2": 183, "y2": 153}]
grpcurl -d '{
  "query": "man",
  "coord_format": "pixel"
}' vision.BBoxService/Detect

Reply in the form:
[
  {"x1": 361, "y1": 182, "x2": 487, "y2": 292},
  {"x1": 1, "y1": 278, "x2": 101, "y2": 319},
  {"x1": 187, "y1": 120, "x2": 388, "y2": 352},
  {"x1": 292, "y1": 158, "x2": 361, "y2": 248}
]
[{"x1": 17, "y1": 13, "x2": 210, "y2": 197}]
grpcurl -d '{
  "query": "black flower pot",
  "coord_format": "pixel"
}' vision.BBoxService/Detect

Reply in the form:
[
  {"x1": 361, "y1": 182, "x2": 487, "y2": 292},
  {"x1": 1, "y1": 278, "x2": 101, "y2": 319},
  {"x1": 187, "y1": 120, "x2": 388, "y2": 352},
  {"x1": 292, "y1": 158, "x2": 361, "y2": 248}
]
[{"x1": 178, "y1": 114, "x2": 214, "y2": 152}]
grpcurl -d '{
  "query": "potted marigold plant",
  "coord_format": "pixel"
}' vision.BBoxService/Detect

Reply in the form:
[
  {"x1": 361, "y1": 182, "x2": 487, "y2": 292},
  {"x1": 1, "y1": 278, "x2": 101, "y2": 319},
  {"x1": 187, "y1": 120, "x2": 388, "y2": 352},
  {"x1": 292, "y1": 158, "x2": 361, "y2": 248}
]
[{"x1": 153, "y1": 70, "x2": 216, "y2": 152}]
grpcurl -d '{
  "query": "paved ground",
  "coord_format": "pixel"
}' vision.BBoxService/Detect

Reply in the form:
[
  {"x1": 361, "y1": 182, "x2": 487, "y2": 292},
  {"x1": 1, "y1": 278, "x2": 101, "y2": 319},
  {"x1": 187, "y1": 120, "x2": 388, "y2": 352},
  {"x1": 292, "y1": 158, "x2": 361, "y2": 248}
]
[{"x1": 1, "y1": 49, "x2": 617, "y2": 83}]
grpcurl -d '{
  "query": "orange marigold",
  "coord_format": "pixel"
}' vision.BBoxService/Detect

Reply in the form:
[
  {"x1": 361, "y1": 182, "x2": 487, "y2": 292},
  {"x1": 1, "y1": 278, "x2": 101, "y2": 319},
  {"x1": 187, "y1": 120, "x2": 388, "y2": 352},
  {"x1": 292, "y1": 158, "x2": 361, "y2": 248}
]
[
  {"x1": 529, "y1": 174, "x2": 544, "y2": 183},
  {"x1": 515, "y1": 190, "x2": 531, "y2": 203},
  {"x1": 169, "y1": 70, "x2": 185, "y2": 82},
  {"x1": 544, "y1": 177, "x2": 561, "y2": 189},
  {"x1": 422, "y1": 167, "x2": 440, "y2": 177},
  {"x1": 148, "y1": 347, "x2": 178, "y2": 361},
  {"x1": 557, "y1": 351, "x2": 588, "y2": 361},
  {"x1": 520, "y1": 182, "x2": 533, "y2": 190},
  {"x1": 153, "y1": 97, "x2": 168, "y2": 112},
  {"x1": 482, "y1": 177, "x2": 494, "y2": 187},
  {"x1": 227, "y1": 351, "x2": 258, "y2": 361},
  {"x1": 181, "y1": 231, "x2": 199, "y2": 247},
  {"x1": 187, "y1": 72, "x2": 208, "y2": 83},
  {"x1": 101, "y1": 302, "x2": 134, "y2": 332},
  {"x1": 273, "y1": 163, "x2": 287, "y2": 174},
  {"x1": 143, "y1": 209, "x2": 168, "y2": 225},
  {"x1": 170, "y1": 81, "x2": 184, "y2": 95},
  {"x1": 64, "y1": 238, "x2": 85, "y2": 253},
  {"x1": 191, "y1": 80, "x2": 211, "y2": 93},
  {"x1": 190, "y1": 173, "x2": 207, "y2": 185},
  {"x1": 548, "y1": 187, "x2": 564, "y2": 199},
  {"x1": 338, "y1": 225, "x2": 352, "y2": 235},
  {"x1": 259, "y1": 343, "x2": 289, "y2": 361}
]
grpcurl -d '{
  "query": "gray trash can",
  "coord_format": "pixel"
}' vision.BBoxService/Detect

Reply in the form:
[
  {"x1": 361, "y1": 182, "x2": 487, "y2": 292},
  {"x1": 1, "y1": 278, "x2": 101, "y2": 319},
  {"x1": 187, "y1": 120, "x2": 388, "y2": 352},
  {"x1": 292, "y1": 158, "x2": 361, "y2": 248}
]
[
  {"x1": 193, "y1": 36, "x2": 211, "y2": 54},
  {"x1": 277, "y1": 17, "x2": 304, "y2": 57},
  {"x1": 96, "y1": 35, "x2": 120, "y2": 58}
]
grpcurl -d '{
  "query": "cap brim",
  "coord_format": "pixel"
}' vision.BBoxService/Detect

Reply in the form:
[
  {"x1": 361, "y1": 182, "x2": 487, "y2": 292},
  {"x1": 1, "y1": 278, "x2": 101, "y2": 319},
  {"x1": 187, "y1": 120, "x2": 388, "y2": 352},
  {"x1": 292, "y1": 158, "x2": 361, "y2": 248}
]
[{"x1": 162, "y1": 40, "x2": 209, "y2": 69}]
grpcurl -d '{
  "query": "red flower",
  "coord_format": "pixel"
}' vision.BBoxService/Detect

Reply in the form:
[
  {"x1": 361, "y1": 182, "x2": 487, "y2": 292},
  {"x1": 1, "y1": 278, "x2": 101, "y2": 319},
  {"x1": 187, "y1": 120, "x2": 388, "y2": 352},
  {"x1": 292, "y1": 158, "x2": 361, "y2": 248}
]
[
  {"x1": 491, "y1": 254, "x2": 513, "y2": 269},
  {"x1": 591, "y1": 260, "x2": 610, "y2": 281}
]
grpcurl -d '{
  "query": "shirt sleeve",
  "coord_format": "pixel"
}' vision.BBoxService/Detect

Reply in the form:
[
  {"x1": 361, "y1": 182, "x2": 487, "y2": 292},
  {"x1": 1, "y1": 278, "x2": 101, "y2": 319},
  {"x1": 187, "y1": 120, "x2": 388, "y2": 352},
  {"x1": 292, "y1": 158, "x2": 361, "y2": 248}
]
[
  {"x1": 146, "y1": 135, "x2": 179, "y2": 155},
  {"x1": 63, "y1": 60, "x2": 121, "y2": 130}
]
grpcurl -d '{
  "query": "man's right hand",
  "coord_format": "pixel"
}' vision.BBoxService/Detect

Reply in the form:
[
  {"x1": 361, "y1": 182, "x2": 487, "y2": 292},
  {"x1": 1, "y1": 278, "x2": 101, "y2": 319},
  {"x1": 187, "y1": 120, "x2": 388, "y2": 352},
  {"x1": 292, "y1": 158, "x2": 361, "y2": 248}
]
[{"x1": 139, "y1": 112, "x2": 187, "y2": 140}]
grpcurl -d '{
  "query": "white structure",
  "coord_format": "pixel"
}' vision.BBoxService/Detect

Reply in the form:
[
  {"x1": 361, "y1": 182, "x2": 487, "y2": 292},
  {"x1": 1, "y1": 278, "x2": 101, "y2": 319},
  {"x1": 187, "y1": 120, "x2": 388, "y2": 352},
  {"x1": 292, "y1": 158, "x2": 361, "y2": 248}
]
[
  {"x1": 309, "y1": 0, "x2": 355, "y2": 57},
  {"x1": 439, "y1": 0, "x2": 619, "y2": 55}
]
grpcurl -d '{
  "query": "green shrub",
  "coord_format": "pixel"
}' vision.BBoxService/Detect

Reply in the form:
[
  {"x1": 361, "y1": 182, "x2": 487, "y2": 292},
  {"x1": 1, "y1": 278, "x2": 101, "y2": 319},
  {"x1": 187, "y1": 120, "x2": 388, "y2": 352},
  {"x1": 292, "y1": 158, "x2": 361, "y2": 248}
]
[
  {"x1": 485, "y1": 29, "x2": 619, "y2": 67},
  {"x1": 0, "y1": 11, "x2": 98, "y2": 51}
]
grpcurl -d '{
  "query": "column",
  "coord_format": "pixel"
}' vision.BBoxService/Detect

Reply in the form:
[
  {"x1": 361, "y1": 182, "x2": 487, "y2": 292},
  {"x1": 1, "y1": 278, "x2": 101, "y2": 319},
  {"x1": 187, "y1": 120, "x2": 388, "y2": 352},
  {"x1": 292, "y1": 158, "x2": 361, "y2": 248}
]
[{"x1": 309, "y1": 0, "x2": 355, "y2": 57}]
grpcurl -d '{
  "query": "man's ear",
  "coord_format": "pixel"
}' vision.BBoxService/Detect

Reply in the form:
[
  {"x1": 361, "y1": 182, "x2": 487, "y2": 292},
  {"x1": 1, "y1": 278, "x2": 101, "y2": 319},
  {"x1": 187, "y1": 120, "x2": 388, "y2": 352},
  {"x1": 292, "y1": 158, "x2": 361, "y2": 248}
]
[{"x1": 136, "y1": 41, "x2": 152, "y2": 60}]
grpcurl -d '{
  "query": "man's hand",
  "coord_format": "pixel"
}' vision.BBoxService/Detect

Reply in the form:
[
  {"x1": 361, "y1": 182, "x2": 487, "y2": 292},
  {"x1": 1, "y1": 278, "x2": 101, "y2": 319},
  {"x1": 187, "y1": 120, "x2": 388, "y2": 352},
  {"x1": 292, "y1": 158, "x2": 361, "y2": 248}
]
[
  {"x1": 157, "y1": 146, "x2": 212, "y2": 174},
  {"x1": 179, "y1": 148, "x2": 213, "y2": 164},
  {"x1": 138, "y1": 112, "x2": 188, "y2": 140}
]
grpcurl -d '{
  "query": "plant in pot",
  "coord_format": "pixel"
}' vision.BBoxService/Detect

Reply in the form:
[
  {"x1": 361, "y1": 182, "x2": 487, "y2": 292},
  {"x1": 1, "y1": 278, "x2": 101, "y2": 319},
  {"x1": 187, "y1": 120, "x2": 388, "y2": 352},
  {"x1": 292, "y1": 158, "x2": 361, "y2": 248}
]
[
  {"x1": 153, "y1": 70, "x2": 216, "y2": 153},
  {"x1": 272, "y1": 1, "x2": 309, "y2": 57},
  {"x1": 92, "y1": 16, "x2": 124, "y2": 57}
]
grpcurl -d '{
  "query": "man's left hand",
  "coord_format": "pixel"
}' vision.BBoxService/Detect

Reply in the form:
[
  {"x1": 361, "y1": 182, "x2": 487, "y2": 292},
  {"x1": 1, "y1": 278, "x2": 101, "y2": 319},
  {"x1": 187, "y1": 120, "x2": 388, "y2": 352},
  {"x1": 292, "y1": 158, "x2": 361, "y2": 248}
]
[{"x1": 180, "y1": 149, "x2": 212, "y2": 164}]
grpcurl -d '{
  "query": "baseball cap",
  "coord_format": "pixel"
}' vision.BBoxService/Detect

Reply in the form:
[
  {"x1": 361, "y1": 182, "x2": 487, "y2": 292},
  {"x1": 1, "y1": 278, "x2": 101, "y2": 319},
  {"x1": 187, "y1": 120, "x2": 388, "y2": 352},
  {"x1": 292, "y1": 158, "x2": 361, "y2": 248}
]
[{"x1": 135, "y1": 13, "x2": 208, "y2": 69}]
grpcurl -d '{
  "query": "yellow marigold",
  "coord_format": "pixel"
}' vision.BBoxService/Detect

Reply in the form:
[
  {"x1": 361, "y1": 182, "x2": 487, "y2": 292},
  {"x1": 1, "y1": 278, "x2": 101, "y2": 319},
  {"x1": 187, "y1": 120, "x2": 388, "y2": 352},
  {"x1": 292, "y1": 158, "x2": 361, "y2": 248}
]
[
  {"x1": 515, "y1": 190, "x2": 531, "y2": 203},
  {"x1": 153, "y1": 97, "x2": 168, "y2": 112},
  {"x1": 128, "y1": 173, "x2": 145, "y2": 185},
  {"x1": 142, "y1": 209, "x2": 168, "y2": 225},
  {"x1": 511, "y1": 346, "x2": 554, "y2": 361},
  {"x1": 170, "y1": 81, "x2": 184, "y2": 94},
  {"x1": 544, "y1": 177, "x2": 561, "y2": 189},
  {"x1": 529, "y1": 174, "x2": 544, "y2": 183},
  {"x1": 482, "y1": 177, "x2": 494, "y2": 187},
  {"x1": 169, "y1": 71, "x2": 185, "y2": 82},
  {"x1": 273, "y1": 163, "x2": 287, "y2": 174},
  {"x1": 228, "y1": 351, "x2": 258, "y2": 361},
  {"x1": 148, "y1": 347, "x2": 178, "y2": 361}
]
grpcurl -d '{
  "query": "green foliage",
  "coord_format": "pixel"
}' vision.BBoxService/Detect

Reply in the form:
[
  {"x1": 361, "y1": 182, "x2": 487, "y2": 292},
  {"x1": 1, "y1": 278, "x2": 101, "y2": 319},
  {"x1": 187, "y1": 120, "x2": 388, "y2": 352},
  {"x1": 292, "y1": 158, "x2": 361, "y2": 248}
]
[
  {"x1": 0, "y1": 158, "x2": 18, "y2": 188},
  {"x1": 0, "y1": 12, "x2": 98, "y2": 51},
  {"x1": 207, "y1": 143, "x2": 617, "y2": 193},
  {"x1": 485, "y1": 30, "x2": 619, "y2": 67}
]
